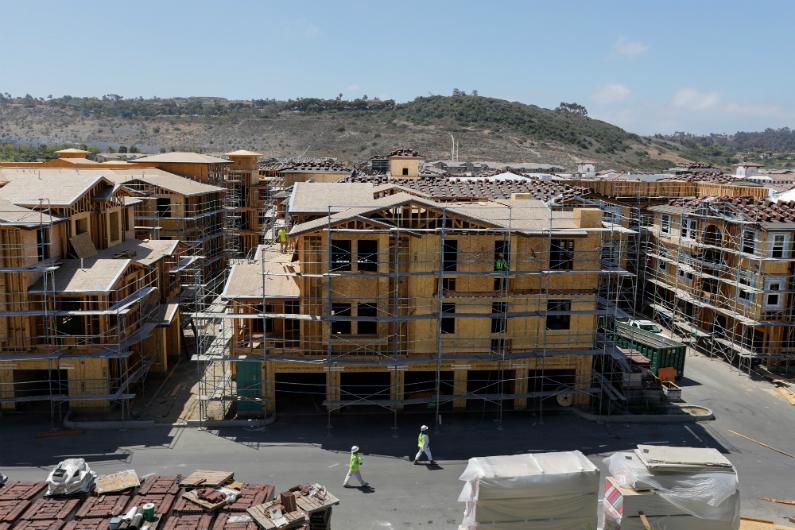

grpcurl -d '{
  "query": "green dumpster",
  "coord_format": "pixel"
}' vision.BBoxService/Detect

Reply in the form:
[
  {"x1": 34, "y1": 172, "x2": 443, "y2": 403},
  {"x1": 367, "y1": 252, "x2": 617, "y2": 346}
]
[{"x1": 615, "y1": 322, "x2": 686, "y2": 378}]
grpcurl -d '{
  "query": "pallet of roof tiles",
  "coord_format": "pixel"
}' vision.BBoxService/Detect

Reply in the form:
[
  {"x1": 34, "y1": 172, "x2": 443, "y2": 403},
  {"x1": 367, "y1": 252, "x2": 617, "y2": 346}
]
[
  {"x1": 288, "y1": 484, "x2": 338, "y2": 516},
  {"x1": 138, "y1": 476, "x2": 180, "y2": 496},
  {"x1": 180, "y1": 471, "x2": 234, "y2": 489},
  {"x1": 93, "y1": 470, "x2": 140, "y2": 495},
  {"x1": 179, "y1": 488, "x2": 233, "y2": 512},
  {"x1": 162, "y1": 513, "x2": 215, "y2": 530},
  {"x1": 0, "y1": 498, "x2": 30, "y2": 523},
  {"x1": 223, "y1": 484, "x2": 275, "y2": 513},
  {"x1": 63, "y1": 520, "x2": 111, "y2": 530},
  {"x1": 74, "y1": 494, "x2": 130, "y2": 519},
  {"x1": 0, "y1": 481, "x2": 46, "y2": 501},
  {"x1": 21, "y1": 498, "x2": 80, "y2": 521},
  {"x1": 212, "y1": 512, "x2": 259, "y2": 530},
  {"x1": 126, "y1": 492, "x2": 176, "y2": 518},
  {"x1": 13, "y1": 521, "x2": 65, "y2": 530},
  {"x1": 247, "y1": 500, "x2": 306, "y2": 530}
]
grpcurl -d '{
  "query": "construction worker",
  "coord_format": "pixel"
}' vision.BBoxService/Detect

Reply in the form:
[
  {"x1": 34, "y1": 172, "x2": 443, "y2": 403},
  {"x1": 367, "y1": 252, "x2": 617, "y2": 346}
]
[
  {"x1": 343, "y1": 445, "x2": 367, "y2": 487},
  {"x1": 494, "y1": 252, "x2": 508, "y2": 290},
  {"x1": 494, "y1": 252, "x2": 508, "y2": 272},
  {"x1": 277, "y1": 227, "x2": 287, "y2": 253},
  {"x1": 414, "y1": 425, "x2": 434, "y2": 464}
]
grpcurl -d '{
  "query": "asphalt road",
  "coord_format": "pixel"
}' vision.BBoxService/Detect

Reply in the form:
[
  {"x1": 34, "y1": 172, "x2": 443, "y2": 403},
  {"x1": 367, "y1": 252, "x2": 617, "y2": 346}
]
[{"x1": 2, "y1": 352, "x2": 795, "y2": 529}]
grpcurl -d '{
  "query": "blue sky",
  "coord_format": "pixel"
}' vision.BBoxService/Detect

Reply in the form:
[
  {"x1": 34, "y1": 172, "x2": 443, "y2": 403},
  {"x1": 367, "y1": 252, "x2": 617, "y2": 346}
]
[{"x1": 1, "y1": 0, "x2": 793, "y2": 135}]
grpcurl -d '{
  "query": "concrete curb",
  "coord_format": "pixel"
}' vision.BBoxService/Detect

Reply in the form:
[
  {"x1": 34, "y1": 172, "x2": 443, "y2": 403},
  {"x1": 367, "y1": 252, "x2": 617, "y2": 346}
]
[
  {"x1": 63, "y1": 417, "x2": 159, "y2": 430},
  {"x1": 571, "y1": 405, "x2": 714, "y2": 424},
  {"x1": 181, "y1": 416, "x2": 277, "y2": 429},
  {"x1": 63, "y1": 414, "x2": 279, "y2": 430}
]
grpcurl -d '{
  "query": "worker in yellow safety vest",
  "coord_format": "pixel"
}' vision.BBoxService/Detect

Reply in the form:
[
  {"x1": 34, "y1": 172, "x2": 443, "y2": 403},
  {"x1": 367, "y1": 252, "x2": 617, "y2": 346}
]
[
  {"x1": 277, "y1": 227, "x2": 288, "y2": 253},
  {"x1": 413, "y1": 425, "x2": 434, "y2": 464},
  {"x1": 343, "y1": 445, "x2": 368, "y2": 487},
  {"x1": 494, "y1": 253, "x2": 508, "y2": 272}
]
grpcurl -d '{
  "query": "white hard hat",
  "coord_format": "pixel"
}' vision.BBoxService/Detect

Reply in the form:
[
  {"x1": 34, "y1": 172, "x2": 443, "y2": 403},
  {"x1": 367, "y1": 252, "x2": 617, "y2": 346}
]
[
  {"x1": 351, "y1": 445, "x2": 359, "y2": 453},
  {"x1": 420, "y1": 425, "x2": 429, "y2": 431}
]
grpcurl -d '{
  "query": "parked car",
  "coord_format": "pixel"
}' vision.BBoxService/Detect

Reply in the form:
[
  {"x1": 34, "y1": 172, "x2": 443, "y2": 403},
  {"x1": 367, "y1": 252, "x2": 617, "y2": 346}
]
[{"x1": 628, "y1": 319, "x2": 665, "y2": 337}]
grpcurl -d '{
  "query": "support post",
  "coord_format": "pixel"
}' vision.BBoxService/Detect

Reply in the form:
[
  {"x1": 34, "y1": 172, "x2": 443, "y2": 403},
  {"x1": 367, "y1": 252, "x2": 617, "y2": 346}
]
[
  {"x1": 390, "y1": 367, "x2": 405, "y2": 411},
  {"x1": 262, "y1": 362, "x2": 275, "y2": 415},
  {"x1": 326, "y1": 368, "x2": 341, "y2": 412},
  {"x1": 513, "y1": 366, "x2": 528, "y2": 410},
  {"x1": 452, "y1": 369, "x2": 467, "y2": 409}
]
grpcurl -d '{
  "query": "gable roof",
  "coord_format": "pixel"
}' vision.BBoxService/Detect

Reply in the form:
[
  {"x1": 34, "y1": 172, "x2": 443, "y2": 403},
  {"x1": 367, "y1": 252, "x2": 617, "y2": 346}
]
[
  {"x1": 223, "y1": 247, "x2": 301, "y2": 299},
  {"x1": 99, "y1": 168, "x2": 225, "y2": 195},
  {"x1": 96, "y1": 239, "x2": 179, "y2": 266},
  {"x1": 288, "y1": 182, "x2": 378, "y2": 214},
  {"x1": 0, "y1": 170, "x2": 116, "y2": 207},
  {"x1": 131, "y1": 152, "x2": 231, "y2": 164},
  {"x1": 35, "y1": 258, "x2": 132, "y2": 293},
  {"x1": 0, "y1": 167, "x2": 223, "y2": 197},
  {"x1": 289, "y1": 193, "x2": 581, "y2": 237},
  {"x1": 0, "y1": 199, "x2": 64, "y2": 226}
]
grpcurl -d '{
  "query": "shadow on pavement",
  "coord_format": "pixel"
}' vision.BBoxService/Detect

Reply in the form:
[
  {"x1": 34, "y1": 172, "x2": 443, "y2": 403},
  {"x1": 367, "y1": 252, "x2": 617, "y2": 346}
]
[{"x1": 210, "y1": 410, "x2": 729, "y2": 461}]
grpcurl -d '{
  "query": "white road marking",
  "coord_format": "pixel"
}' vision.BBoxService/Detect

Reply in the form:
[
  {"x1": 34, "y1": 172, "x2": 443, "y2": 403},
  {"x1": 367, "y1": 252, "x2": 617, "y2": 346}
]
[{"x1": 685, "y1": 425, "x2": 704, "y2": 444}]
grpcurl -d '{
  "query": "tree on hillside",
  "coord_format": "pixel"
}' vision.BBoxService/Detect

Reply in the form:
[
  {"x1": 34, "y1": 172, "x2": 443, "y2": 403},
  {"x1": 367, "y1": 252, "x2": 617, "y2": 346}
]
[{"x1": 556, "y1": 102, "x2": 588, "y2": 117}]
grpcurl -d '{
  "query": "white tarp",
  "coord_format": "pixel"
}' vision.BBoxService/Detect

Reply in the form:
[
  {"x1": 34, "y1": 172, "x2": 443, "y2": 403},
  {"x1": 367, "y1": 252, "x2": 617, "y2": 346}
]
[
  {"x1": 457, "y1": 451, "x2": 599, "y2": 530},
  {"x1": 604, "y1": 448, "x2": 740, "y2": 530}
]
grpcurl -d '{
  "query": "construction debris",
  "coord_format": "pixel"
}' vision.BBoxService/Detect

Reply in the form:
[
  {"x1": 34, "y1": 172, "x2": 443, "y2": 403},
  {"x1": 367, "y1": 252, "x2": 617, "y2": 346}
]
[
  {"x1": 760, "y1": 497, "x2": 795, "y2": 506},
  {"x1": 729, "y1": 431, "x2": 795, "y2": 460}
]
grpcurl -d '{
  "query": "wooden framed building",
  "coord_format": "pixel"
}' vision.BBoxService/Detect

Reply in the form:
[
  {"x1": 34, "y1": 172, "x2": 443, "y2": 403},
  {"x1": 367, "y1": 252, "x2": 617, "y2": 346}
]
[
  {"x1": 0, "y1": 171, "x2": 182, "y2": 416},
  {"x1": 207, "y1": 184, "x2": 631, "y2": 422}
]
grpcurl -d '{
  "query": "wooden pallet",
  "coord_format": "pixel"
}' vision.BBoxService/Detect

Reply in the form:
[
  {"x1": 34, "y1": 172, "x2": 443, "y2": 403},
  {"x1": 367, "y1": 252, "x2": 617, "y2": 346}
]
[
  {"x1": 248, "y1": 501, "x2": 306, "y2": 530},
  {"x1": 180, "y1": 471, "x2": 233, "y2": 488}
]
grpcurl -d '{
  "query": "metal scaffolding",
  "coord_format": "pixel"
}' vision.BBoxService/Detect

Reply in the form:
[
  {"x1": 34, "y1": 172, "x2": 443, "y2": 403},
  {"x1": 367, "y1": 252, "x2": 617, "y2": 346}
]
[
  {"x1": 0, "y1": 201, "x2": 162, "y2": 421},
  {"x1": 190, "y1": 190, "x2": 638, "y2": 425}
]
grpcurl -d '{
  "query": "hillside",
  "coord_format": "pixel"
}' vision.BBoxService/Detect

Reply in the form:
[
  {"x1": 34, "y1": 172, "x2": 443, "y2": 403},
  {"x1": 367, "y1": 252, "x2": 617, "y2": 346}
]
[{"x1": 0, "y1": 94, "x2": 693, "y2": 170}]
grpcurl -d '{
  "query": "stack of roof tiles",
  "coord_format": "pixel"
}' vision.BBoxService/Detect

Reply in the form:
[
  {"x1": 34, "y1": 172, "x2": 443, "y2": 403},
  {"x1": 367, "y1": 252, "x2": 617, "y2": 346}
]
[
  {"x1": 669, "y1": 196, "x2": 795, "y2": 223},
  {"x1": 341, "y1": 174, "x2": 587, "y2": 203},
  {"x1": 278, "y1": 162, "x2": 351, "y2": 172}
]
